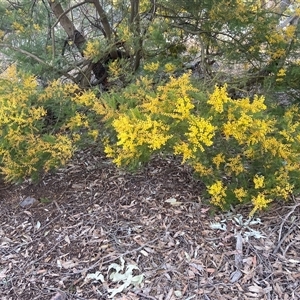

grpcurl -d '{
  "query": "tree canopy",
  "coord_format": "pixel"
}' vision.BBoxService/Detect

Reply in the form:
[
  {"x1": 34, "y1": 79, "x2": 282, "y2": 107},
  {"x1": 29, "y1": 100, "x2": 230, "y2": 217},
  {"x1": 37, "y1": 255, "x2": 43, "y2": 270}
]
[{"x1": 0, "y1": 0, "x2": 299, "y2": 91}]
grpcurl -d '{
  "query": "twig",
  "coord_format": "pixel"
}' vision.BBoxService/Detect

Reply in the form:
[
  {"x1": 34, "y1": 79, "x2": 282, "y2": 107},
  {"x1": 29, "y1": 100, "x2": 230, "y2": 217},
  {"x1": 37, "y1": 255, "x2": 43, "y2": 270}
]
[
  {"x1": 0, "y1": 43, "x2": 78, "y2": 82},
  {"x1": 273, "y1": 201, "x2": 300, "y2": 254},
  {"x1": 282, "y1": 239, "x2": 298, "y2": 257},
  {"x1": 273, "y1": 223, "x2": 297, "y2": 255}
]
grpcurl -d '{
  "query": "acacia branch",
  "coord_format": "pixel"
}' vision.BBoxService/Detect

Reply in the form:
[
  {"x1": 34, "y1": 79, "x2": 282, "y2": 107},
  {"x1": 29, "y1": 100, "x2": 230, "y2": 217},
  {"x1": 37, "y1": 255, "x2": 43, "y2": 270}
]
[
  {"x1": 0, "y1": 43, "x2": 78, "y2": 82},
  {"x1": 1, "y1": 43, "x2": 49, "y2": 66}
]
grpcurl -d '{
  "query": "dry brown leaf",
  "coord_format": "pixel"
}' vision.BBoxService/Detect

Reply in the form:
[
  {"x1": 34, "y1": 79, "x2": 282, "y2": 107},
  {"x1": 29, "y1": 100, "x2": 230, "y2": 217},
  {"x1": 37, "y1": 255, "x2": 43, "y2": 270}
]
[
  {"x1": 274, "y1": 283, "x2": 283, "y2": 296},
  {"x1": 248, "y1": 285, "x2": 263, "y2": 293},
  {"x1": 165, "y1": 288, "x2": 174, "y2": 300}
]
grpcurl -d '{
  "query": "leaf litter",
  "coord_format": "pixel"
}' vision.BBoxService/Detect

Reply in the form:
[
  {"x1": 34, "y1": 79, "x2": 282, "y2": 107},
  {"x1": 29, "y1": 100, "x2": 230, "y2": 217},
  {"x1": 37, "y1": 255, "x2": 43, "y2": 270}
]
[{"x1": 0, "y1": 148, "x2": 300, "y2": 299}]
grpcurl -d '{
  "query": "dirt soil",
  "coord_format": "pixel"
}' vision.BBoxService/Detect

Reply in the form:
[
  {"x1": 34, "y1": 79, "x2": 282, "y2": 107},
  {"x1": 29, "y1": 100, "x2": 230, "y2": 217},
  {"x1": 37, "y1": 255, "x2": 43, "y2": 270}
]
[{"x1": 1, "y1": 148, "x2": 300, "y2": 300}]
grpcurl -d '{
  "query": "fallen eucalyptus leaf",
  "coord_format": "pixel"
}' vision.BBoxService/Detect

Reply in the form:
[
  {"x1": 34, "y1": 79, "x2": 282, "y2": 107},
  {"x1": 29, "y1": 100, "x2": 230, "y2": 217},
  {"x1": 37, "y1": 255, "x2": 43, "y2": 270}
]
[
  {"x1": 165, "y1": 197, "x2": 182, "y2": 206},
  {"x1": 86, "y1": 271, "x2": 105, "y2": 283},
  {"x1": 210, "y1": 222, "x2": 227, "y2": 231}
]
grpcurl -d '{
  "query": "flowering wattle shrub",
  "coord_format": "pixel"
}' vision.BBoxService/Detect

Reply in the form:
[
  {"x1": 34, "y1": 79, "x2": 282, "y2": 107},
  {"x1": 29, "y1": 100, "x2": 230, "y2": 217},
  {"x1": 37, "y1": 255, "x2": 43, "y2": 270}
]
[
  {"x1": 1, "y1": 64, "x2": 300, "y2": 216},
  {"x1": 102, "y1": 71, "x2": 300, "y2": 215},
  {"x1": 0, "y1": 65, "x2": 103, "y2": 182}
]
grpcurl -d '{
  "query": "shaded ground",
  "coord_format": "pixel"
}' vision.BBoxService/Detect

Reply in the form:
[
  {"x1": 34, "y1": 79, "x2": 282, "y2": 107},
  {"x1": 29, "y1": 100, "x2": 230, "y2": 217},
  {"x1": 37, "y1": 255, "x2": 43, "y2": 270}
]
[{"x1": 1, "y1": 149, "x2": 300, "y2": 300}]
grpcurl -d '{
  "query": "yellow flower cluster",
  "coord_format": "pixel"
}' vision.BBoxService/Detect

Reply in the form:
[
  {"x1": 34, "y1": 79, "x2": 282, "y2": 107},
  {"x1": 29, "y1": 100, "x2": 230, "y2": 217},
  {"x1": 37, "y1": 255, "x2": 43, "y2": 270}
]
[
  {"x1": 39, "y1": 79, "x2": 78, "y2": 102},
  {"x1": 276, "y1": 68, "x2": 286, "y2": 82},
  {"x1": 226, "y1": 155, "x2": 245, "y2": 176},
  {"x1": 186, "y1": 116, "x2": 216, "y2": 152},
  {"x1": 216, "y1": 90, "x2": 274, "y2": 147},
  {"x1": 173, "y1": 142, "x2": 194, "y2": 163},
  {"x1": 285, "y1": 25, "x2": 296, "y2": 39},
  {"x1": 105, "y1": 114, "x2": 171, "y2": 166},
  {"x1": 143, "y1": 62, "x2": 160, "y2": 72},
  {"x1": 173, "y1": 96, "x2": 195, "y2": 120},
  {"x1": 192, "y1": 162, "x2": 213, "y2": 177},
  {"x1": 253, "y1": 174, "x2": 265, "y2": 189},
  {"x1": 250, "y1": 193, "x2": 272, "y2": 216},
  {"x1": 64, "y1": 113, "x2": 89, "y2": 130},
  {"x1": 164, "y1": 63, "x2": 176, "y2": 73},
  {"x1": 83, "y1": 40, "x2": 101, "y2": 60},
  {"x1": 207, "y1": 84, "x2": 230, "y2": 113},
  {"x1": 234, "y1": 187, "x2": 247, "y2": 202},
  {"x1": 208, "y1": 180, "x2": 227, "y2": 207},
  {"x1": 141, "y1": 73, "x2": 197, "y2": 116},
  {"x1": 212, "y1": 153, "x2": 225, "y2": 169},
  {"x1": 12, "y1": 21, "x2": 25, "y2": 33}
]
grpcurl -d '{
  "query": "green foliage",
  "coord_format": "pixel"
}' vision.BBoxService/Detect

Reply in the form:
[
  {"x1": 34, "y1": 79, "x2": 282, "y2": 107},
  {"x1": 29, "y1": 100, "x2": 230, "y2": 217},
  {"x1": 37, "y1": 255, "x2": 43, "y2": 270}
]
[{"x1": 1, "y1": 0, "x2": 300, "y2": 92}]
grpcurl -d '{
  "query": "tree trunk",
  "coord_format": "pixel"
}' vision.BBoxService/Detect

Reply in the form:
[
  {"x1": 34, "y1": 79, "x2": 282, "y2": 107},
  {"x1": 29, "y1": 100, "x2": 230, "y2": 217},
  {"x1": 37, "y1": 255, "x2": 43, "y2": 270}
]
[
  {"x1": 47, "y1": 0, "x2": 109, "y2": 86},
  {"x1": 130, "y1": 0, "x2": 142, "y2": 71}
]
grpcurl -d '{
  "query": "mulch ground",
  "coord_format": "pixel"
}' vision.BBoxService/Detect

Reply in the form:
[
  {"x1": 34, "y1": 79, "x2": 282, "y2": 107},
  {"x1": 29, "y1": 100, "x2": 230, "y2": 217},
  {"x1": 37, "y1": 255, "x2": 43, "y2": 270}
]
[{"x1": 1, "y1": 148, "x2": 300, "y2": 300}]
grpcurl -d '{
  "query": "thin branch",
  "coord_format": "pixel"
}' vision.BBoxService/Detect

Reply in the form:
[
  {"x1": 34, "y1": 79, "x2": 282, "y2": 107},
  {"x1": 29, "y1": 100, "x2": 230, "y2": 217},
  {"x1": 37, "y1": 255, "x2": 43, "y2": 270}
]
[
  {"x1": 0, "y1": 43, "x2": 79, "y2": 82},
  {"x1": 91, "y1": 0, "x2": 113, "y2": 40},
  {"x1": 1, "y1": 43, "x2": 49, "y2": 66}
]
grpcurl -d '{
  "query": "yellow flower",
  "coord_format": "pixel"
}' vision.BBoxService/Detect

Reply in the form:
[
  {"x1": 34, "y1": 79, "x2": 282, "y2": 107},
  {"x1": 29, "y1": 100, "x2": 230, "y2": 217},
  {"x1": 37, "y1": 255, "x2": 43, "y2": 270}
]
[
  {"x1": 164, "y1": 63, "x2": 176, "y2": 73},
  {"x1": 112, "y1": 114, "x2": 171, "y2": 157},
  {"x1": 33, "y1": 23, "x2": 41, "y2": 31},
  {"x1": 66, "y1": 113, "x2": 89, "y2": 130},
  {"x1": 186, "y1": 116, "x2": 216, "y2": 152},
  {"x1": 273, "y1": 184, "x2": 293, "y2": 200},
  {"x1": 12, "y1": 21, "x2": 25, "y2": 33},
  {"x1": 234, "y1": 187, "x2": 247, "y2": 202},
  {"x1": 208, "y1": 180, "x2": 226, "y2": 196},
  {"x1": 207, "y1": 84, "x2": 231, "y2": 113},
  {"x1": 248, "y1": 119, "x2": 275, "y2": 145},
  {"x1": 174, "y1": 142, "x2": 194, "y2": 163},
  {"x1": 271, "y1": 48, "x2": 286, "y2": 60},
  {"x1": 144, "y1": 62, "x2": 160, "y2": 72},
  {"x1": 253, "y1": 174, "x2": 265, "y2": 189},
  {"x1": 72, "y1": 133, "x2": 81, "y2": 142},
  {"x1": 207, "y1": 180, "x2": 227, "y2": 207},
  {"x1": 83, "y1": 40, "x2": 101, "y2": 60},
  {"x1": 226, "y1": 155, "x2": 244, "y2": 175},
  {"x1": 74, "y1": 90, "x2": 97, "y2": 106},
  {"x1": 233, "y1": 95, "x2": 266, "y2": 114},
  {"x1": 276, "y1": 68, "x2": 286, "y2": 82},
  {"x1": 250, "y1": 193, "x2": 272, "y2": 216},
  {"x1": 174, "y1": 96, "x2": 194, "y2": 120},
  {"x1": 192, "y1": 162, "x2": 213, "y2": 177},
  {"x1": 88, "y1": 130, "x2": 99, "y2": 141},
  {"x1": 104, "y1": 143, "x2": 115, "y2": 158},
  {"x1": 212, "y1": 153, "x2": 225, "y2": 169},
  {"x1": 285, "y1": 25, "x2": 296, "y2": 39}
]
